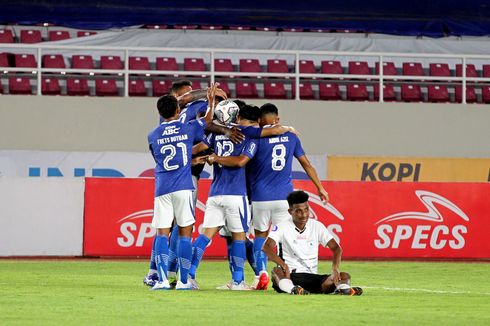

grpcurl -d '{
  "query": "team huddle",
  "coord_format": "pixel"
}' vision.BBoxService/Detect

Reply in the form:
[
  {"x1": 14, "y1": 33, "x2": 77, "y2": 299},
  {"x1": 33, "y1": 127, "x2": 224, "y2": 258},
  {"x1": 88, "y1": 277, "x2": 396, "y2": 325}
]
[{"x1": 143, "y1": 81, "x2": 362, "y2": 295}]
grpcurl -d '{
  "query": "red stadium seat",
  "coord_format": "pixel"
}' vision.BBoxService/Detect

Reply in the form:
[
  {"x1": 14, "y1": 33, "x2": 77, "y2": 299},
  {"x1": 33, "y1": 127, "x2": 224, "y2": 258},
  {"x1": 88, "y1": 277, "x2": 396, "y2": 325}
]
[
  {"x1": 299, "y1": 60, "x2": 316, "y2": 74},
  {"x1": 348, "y1": 61, "x2": 370, "y2": 75},
  {"x1": 100, "y1": 55, "x2": 123, "y2": 70},
  {"x1": 77, "y1": 31, "x2": 97, "y2": 37},
  {"x1": 67, "y1": 78, "x2": 90, "y2": 96},
  {"x1": 319, "y1": 83, "x2": 341, "y2": 100},
  {"x1": 96, "y1": 79, "x2": 118, "y2": 96},
  {"x1": 346, "y1": 84, "x2": 369, "y2": 101},
  {"x1": 455, "y1": 64, "x2": 478, "y2": 78},
  {"x1": 482, "y1": 64, "x2": 490, "y2": 78},
  {"x1": 216, "y1": 80, "x2": 230, "y2": 96},
  {"x1": 321, "y1": 60, "x2": 343, "y2": 75},
  {"x1": 201, "y1": 25, "x2": 224, "y2": 30},
  {"x1": 41, "y1": 77, "x2": 61, "y2": 95},
  {"x1": 239, "y1": 59, "x2": 261, "y2": 73},
  {"x1": 428, "y1": 85, "x2": 450, "y2": 102},
  {"x1": 152, "y1": 79, "x2": 172, "y2": 97},
  {"x1": 48, "y1": 30, "x2": 70, "y2": 42},
  {"x1": 0, "y1": 52, "x2": 10, "y2": 67},
  {"x1": 292, "y1": 82, "x2": 315, "y2": 100},
  {"x1": 482, "y1": 86, "x2": 490, "y2": 103},
  {"x1": 156, "y1": 57, "x2": 178, "y2": 71},
  {"x1": 0, "y1": 29, "x2": 14, "y2": 43},
  {"x1": 214, "y1": 58, "x2": 234, "y2": 72},
  {"x1": 9, "y1": 76, "x2": 32, "y2": 94},
  {"x1": 184, "y1": 58, "x2": 206, "y2": 71},
  {"x1": 402, "y1": 62, "x2": 425, "y2": 76},
  {"x1": 229, "y1": 26, "x2": 251, "y2": 31},
  {"x1": 236, "y1": 81, "x2": 258, "y2": 98},
  {"x1": 264, "y1": 81, "x2": 287, "y2": 99},
  {"x1": 429, "y1": 63, "x2": 451, "y2": 77},
  {"x1": 42, "y1": 54, "x2": 66, "y2": 69},
  {"x1": 401, "y1": 84, "x2": 423, "y2": 102},
  {"x1": 72, "y1": 55, "x2": 95, "y2": 70},
  {"x1": 20, "y1": 30, "x2": 42, "y2": 43},
  {"x1": 174, "y1": 25, "x2": 198, "y2": 30},
  {"x1": 455, "y1": 86, "x2": 477, "y2": 103},
  {"x1": 0, "y1": 78, "x2": 2, "y2": 94},
  {"x1": 129, "y1": 56, "x2": 150, "y2": 70},
  {"x1": 374, "y1": 84, "x2": 396, "y2": 101},
  {"x1": 267, "y1": 59, "x2": 289, "y2": 74},
  {"x1": 375, "y1": 62, "x2": 397, "y2": 76},
  {"x1": 15, "y1": 54, "x2": 37, "y2": 68},
  {"x1": 128, "y1": 79, "x2": 147, "y2": 96},
  {"x1": 191, "y1": 80, "x2": 203, "y2": 90}
]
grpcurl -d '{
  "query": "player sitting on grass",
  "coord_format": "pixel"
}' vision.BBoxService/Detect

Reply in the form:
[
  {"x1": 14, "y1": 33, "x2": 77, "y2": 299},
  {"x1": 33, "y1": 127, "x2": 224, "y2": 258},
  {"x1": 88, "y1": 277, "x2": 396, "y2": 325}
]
[{"x1": 262, "y1": 190, "x2": 363, "y2": 295}]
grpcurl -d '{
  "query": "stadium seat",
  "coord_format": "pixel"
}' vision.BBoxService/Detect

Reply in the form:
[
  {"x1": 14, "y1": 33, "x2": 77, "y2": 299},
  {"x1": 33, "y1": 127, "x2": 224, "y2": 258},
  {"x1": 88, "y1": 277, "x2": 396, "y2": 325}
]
[
  {"x1": 401, "y1": 84, "x2": 423, "y2": 102},
  {"x1": 67, "y1": 78, "x2": 90, "y2": 96},
  {"x1": 482, "y1": 86, "x2": 490, "y2": 103},
  {"x1": 0, "y1": 78, "x2": 2, "y2": 94},
  {"x1": 20, "y1": 30, "x2": 42, "y2": 43},
  {"x1": 264, "y1": 81, "x2": 287, "y2": 99},
  {"x1": 0, "y1": 29, "x2": 14, "y2": 43},
  {"x1": 216, "y1": 80, "x2": 230, "y2": 97},
  {"x1": 184, "y1": 58, "x2": 206, "y2": 72},
  {"x1": 455, "y1": 64, "x2": 478, "y2": 78},
  {"x1": 239, "y1": 59, "x2": 261, "y2": 73},
  {"x1": 319, "y1": 83, "x2": 341, "y2": 100},
  {"x1": 0, "y1": 52, "x2": 10, "y2": 67},
  {"x1": 229, "y1": 26, "x2": 251, "y2": 31},
  {"x1": 42, "y1": 54, "x2": 66, "y2": 69},
  {"x1": 77, "y1": 31, "x2": 97, "y2": 37},
  {"x1": 129, "y1": 56, "x2": 150, "y2": 70},
  {"x1": 100, "y1": 55, "x2": 123, "y2": 70},
  {"x1": 292, "y1": 82, "x2": 315, "y2": 100},
  {"x1": 348, "y1": 61, "x2": 370, "y2": 75},
  {"x1": 482, "y1": 64, "x2": 490, "y2": 78},
  {"x1": 375, "y1": 62, "x2": 397, "y2": 76},
  {"x1": 41, "y1": 77, "x2": 61, "y2": 95},
  {"x1": 96, "y1": 79, "x2": 118, "y2": 96},
  {"x1": 156, "y1": 57, "x2": 178, "y2": 71},
  {"x1": 321, "y1": 60, "x2": 343, "y2": 75},
  {"x1": 15, "y1": 54, "x2": 37, "y2": 68},
  {"x1": 48, "y1": 30, "x2": 70, "y2": 42},
  {"x1": 201, "y1": 25, "x2": 224, "y2": 30},
  {"x1": 191, "y1": 80, "x2": 203, "y2": 90},
  {"x1": 72, "y1": 55, "x2": 95, "y2": 70},
  {"x1": 128, "y1": 79, "x2": 147, "y2": 96},
  {"x1": 429, "y1": 63, "x2": 451, "y2": 77},
  {"x1": 427, "y1": 85, "x2": 450, "y2": 102},
  {"x1": 214, "y1": 58, "x2": 234, "y2": 72},
  {"x1": 236, "y1": 81, "x2": 258, "y2": 98},
  {"x1": 374, "y1": 84, "x2": 396, "y2": 101},
  {"x1": 174, "y1": 25, "x2": 198, "y2": 30},
  {"x1": 267, "y1": 59, "x2": 289, "y2": 74},
  {"x1": 152, "y1": 79, "x2": 172, "y2": 97},
  {"x1": 299, "y1": 60, "x2": 316, "y2": 74},
  {"x1": 455, "y1": 85, "x2": 477, "y2": 103},
  {"x1": 402, "y1": 62, "x2": 425, "y2": 76},
  {"x1": 9, "y1": 76, "x2": 32, "y2": 94},
  {"x1": 346, "y1": 84, "x2": 369, "y2": 101}
]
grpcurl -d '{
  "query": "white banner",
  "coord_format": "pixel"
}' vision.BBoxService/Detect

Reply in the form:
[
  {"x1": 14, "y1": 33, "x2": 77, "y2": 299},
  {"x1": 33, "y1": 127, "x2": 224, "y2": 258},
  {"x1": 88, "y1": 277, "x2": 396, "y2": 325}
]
[{"x1": 0, "y1": 150, "x2": 327, "y2": 180}]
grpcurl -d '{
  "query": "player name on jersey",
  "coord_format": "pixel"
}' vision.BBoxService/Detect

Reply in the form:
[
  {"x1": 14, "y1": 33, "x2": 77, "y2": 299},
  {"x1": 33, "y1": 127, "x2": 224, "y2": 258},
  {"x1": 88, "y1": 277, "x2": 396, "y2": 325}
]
[
  {"x1": 157, "y1": 134, "x2": 188, "y2": 145},
  {"x1": 269, "y1": 136, "x2": 289, "y2": 144}
]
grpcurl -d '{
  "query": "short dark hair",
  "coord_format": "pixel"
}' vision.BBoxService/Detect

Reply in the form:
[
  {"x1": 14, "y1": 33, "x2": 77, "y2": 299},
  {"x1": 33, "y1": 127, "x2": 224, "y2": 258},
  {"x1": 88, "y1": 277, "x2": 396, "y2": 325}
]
[
  {"x1": 287, "y1": 190, "x2": 309, "y2": 207},
  {"x1": 170, "y1": 80, "x2": 192, "y2": 95},
  {"x1": 233, "y1": 99, "x2": 246, "y2": 109},
  {"x1": 157, "y1": 95, "x2": 179, "y2": 119},
  {"x1": 260, "y1": 103, "x2": 279, "y2": 116},
  {"x1": 238, "y1": 104, "x2": 261, "y2": 122}
]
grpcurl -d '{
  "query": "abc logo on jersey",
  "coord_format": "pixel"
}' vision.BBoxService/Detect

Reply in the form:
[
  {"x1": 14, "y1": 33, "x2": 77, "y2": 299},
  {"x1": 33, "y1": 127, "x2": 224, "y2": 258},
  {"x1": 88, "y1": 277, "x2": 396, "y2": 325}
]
[{"x1": 374, "y1": 190, "x2": 469, "y2": 250}]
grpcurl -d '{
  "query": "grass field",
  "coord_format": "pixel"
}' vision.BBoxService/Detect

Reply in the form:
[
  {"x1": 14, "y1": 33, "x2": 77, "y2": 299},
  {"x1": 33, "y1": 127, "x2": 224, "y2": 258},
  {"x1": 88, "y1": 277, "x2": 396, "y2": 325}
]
[{"x1": 1, "y1": 260, "x2": 489, "y2": 325}]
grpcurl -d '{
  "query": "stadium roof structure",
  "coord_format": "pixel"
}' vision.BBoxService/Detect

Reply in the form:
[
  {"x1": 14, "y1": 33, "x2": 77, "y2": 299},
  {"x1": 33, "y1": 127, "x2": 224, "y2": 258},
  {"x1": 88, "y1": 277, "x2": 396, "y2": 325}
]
[{"x1": 1, "y1": 0, "x2": 490, "y2": 37}]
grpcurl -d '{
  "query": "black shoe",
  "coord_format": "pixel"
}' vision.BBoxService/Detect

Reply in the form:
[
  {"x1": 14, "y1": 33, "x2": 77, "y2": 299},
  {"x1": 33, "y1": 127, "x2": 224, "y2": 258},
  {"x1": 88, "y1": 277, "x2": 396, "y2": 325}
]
[
  {"x1": 290, "y1": 286, "x2": 310, "y2": 295},
  {"x1": 334, "y1": 286, "x2": 363, "y2": 296}
]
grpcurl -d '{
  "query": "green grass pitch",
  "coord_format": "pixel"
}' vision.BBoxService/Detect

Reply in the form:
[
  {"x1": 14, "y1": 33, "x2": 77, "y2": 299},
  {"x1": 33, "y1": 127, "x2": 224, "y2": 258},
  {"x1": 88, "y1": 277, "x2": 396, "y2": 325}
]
[{"x1": 1, "y1": 260, "x2": 489, "y2": 325}]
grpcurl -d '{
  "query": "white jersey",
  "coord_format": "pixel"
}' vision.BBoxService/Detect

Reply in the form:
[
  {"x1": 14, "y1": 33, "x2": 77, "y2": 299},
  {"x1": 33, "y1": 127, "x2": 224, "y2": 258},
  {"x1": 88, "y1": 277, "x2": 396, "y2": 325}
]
[{"x1": 268, "y1": 218, "x2": 334, "y2": 274}]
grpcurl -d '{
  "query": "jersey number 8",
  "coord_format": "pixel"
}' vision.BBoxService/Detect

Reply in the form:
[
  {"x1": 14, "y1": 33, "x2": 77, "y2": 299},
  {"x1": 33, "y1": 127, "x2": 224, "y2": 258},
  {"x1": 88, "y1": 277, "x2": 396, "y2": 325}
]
[{"x1": 272, "y1": 144, "x2": 286, "y2": 171}]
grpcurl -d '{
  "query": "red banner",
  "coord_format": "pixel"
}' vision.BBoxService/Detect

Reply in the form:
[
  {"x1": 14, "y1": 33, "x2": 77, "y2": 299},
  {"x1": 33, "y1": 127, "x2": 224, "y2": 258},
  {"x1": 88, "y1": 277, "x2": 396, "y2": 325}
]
[{"x1": 84, "y1": 178, "x2": 490, "y2": 259}]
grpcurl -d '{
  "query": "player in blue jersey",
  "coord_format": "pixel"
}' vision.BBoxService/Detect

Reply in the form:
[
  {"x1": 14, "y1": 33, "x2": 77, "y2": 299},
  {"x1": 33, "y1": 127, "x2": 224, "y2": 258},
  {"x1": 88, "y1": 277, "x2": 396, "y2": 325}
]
[
  {"x1": 189, "y1": 105, "x2": 299, "y2": 290},
  {"x1": 147, "y1": 84, "x2": 218, "y2": 290}
]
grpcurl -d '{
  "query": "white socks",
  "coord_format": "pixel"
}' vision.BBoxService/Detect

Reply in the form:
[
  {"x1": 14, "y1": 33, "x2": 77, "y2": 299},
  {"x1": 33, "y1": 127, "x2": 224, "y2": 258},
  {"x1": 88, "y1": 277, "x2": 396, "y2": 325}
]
[{"x1": 278, "y1": 279, "x2": 295, "y2": 293}]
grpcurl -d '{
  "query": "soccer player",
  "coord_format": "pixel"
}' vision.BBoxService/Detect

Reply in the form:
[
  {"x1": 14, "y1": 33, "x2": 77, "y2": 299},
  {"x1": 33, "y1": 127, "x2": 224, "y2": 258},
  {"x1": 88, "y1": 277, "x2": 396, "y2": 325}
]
[
  {"x1": 147, "y1": 84, "x2": 218, "y2": 290},
  {"x1": 189, "y1": 105, "x2": 298, "y2": 290},
  {"x1": 262, "y1": 190, "x2": 363, "y2": 295}
]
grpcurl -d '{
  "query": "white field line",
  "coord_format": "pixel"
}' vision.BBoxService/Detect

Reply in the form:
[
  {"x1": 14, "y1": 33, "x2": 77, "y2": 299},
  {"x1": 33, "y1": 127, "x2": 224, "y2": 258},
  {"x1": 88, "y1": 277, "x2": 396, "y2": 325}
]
[{"x1": 362, "y1": 286, "x2": 490, "y2": 296}]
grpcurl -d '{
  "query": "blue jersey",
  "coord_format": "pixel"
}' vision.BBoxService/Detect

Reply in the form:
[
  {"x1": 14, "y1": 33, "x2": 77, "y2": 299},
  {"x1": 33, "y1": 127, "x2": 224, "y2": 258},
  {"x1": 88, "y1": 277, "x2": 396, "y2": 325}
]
[
  {"x1": 247, "y1": 131, "x2": 305, "y2": 201},
  {"x1": 159, "y1": 100, "x2": 208, "y2": 124},
  {"x1": 204, "y1": 125, "x2": 259, "y2": 197},
  {"x1": 148, "y1": 119, "x2": 207, "y2": 197}
]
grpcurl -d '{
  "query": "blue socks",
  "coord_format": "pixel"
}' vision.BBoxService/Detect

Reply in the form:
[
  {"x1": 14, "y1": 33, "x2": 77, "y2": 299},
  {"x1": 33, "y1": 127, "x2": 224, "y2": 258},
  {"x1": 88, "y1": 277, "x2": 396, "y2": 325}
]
[
  {"x1": 231, "y1": 240, "x2": 246, "y2": 283},
  {"x1": 245, "y1": 238, "x2": 256, "y2": 275},
  {"x1": 154, "y1": 235, "x2": 169, "y2": 282},
  {"x1": 226, "y1": 237, "x2": 233, "y2": 273},
  {"x1": 168, "y1": 225, "x2": 179, "y2": 274},
  {"x1": 149, "y1": 235, "x2": 157, "y2": 272},
  {"x1": 178, "y1": 237, "x2": 192, "y2": 283},
  {"x1": 189, "y1": 234, "x2": 210, "y2": 279},
  {"x1": 253, "y1": 236, "x2": 267, "y2": 276}
]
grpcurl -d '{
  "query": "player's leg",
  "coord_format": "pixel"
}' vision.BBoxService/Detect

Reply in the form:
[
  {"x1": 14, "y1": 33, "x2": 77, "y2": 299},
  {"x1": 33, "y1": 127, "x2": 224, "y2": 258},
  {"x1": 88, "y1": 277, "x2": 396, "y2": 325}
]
[
  {"x1": 325, "y1": 272, "x2": 363, "y2": 295},
  {"x1": 167, "y1": 224, "x2": 179, "y2": 286},
  {"x1": 271, "y1": 267, "x2": 309, "y2": 295},
  {"x1": 251, "y1": 201, "x2": 274, "y2": 290},
  {"x1": 143, "y1": 235, "x2": 159, "y2": 286}
]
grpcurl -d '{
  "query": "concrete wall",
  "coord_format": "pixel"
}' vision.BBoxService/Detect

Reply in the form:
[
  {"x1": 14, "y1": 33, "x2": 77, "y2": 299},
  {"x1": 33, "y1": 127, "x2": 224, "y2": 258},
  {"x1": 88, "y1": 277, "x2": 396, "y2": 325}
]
[{"x1": 0, "y1": 96, "x2": 489, "y2": 157}]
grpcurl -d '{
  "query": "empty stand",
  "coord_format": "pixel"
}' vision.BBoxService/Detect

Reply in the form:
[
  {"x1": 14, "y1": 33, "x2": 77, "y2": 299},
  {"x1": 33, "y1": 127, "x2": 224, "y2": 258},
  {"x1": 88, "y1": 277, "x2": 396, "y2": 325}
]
[
  {"x1": 129, "y1": 56, "x2": 150, "y2": 70},
  {"x1": 216, "y1": 80, "x2": 230, "y2": 96},
  {"x1": 128, "y1": 79, "x2": 147, "y2": 96},
  {"x1": 403, "y1": 62, "x2": 425, "y2": 76},
  {"x1": 267, "y1": 59, "x2": 289, "y2": 74},
  {"x1": 42, "y1": 54, "x2": 66, "y2": 69},
  {"x1": 401, "y1": 84, "x2": 423, "y2": 102},
  {"x1": 67, "y1": 78, "x2": 90, "y2": 96},
  {"x1": 100, "y1": 56, "x2": 123, "y2": 70},
  {"x1": 482, "y1": 64, "x2": 490, "y2": 78},
  {"x1": 77, "y1": 31, "x2": 97, "y2": 37},
  {"x1": 427, "y1": 85, "x2": 450, "y2": 102},
  {"x1": 319, "y1": 82, "x2": 341, "y2": 100},
  {"x1": 239, "y1": 59, "x2": 261, "y2": 73},
  {"x1": 482, "y1": 86, "x2": 490, "y2": 103},
  {"x1": 41, "y1": 77, "x2": 61, "y2": 95},
  {"x1": 375, "y1": 62, "x2": 397, "y2": 76},
  {"x1": 156, "y1": 57, "x2": 178, "y2": 71},
  {"x1": 429, "y1": 63, "x2": 451, "y2": 77},
  {"x1": 346, "y1": 84, "x2": 369, "y2": 101},
  {"x1": 455, "y1": 64, "x2": 478, "y2": 78},
  {"x1": 292, "y1": 82, "x2": 315, "y2": 99},
  {"x1": 455, "y1": 85, "x2": 477, "y2": 103},
  {"x1": 72, "y1": 55, "x2": 95, "y2": 70},
  {"x1": 374, "y1": 84, "x2": 396, "y2": 101},
  {"x1": 9, "y1": 76, "x2": 32, "y2": 94},
  {"x1": 321, "y1": 61, "x2": 343, "y2": 75},
  {"x1": 299, "y1": 60, "x2": 316, "y2": 74},
  {"x1": 152, "y1": 79, "x2": 172, "y2": 96},
  {"x1": 48, "y1": 30, "x2": 70, "y2": 42},
  {"x1": 348, "y1": 61, "x2": 370, "y2": 75},
  {"x1": 236, "y1": 81, "x2": 258, "y2": 98},
  {"x1": 95, "y1": 79, "x2": 118, "y2": 96},
  {"x1": 0, "y1": 53, "x2": 10, "y2": 67},
  {"x1": 264, "y1": 81, "x2": 287, "y2": 99},
  {"x1": 191, "y1": 80, "x2": 203, "y2": 90},
  {"x1": 214, "y1": 58, "x2": 234, "y2": 72},
  {"x1": 184, "y1": 58, "x2": 206, "y2": 72},
  {"x1": 0, "y1": 29, "x2": 14, "y2": 43},
  {"x1": 20, "y1": 30, "x2": 42, "y2": 43},
  {"x1": 201, "y1": 25, "x2": 224, "y2": 30},
  {"x1": 15, "y1": 54, "x2": 37, "y2": 68}
]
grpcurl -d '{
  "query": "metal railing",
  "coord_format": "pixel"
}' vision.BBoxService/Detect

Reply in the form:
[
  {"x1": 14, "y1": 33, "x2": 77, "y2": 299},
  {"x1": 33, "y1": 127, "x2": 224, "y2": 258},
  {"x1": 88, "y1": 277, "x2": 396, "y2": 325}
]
[{"x1": 1, "y1": 43, "x2": 490, "y2": 103}]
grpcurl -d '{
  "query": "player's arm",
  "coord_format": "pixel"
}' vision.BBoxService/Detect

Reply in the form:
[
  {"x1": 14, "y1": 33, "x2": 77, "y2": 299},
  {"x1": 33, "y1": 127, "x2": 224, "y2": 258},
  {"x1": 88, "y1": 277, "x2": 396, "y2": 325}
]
[
  {"x1": 262, "y1": 238, "x2": 290, "y2": 278},
  {"x1": 207, "y1": 153, "x2": 251, "y2": 167},
  {"x1": 327, "y1": 238, "x2": 342, "y2": 284},
  {"x1": 297, "y1": 154, "x2": 329, "y2": 204},
  {"x1": 178, "y1": 87, "x2": 227, "y2": 108},
  {"x1": 191, "y1": 155, "x2": 209, "y2": 166},
  {"x1": 259, "y1": 125, "x2": 299, "y2": 137},
  {"x1": 205, "y1": 123, "x2": 245, "y2": 144},
  {"x1": 192, "y1": 142, "x2": 209, "y2": 155}
]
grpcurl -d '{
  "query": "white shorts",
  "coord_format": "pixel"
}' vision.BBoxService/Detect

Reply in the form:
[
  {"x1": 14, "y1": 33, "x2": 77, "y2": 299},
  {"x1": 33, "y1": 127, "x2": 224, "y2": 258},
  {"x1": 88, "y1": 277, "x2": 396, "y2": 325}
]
[
  {"x1": 203, "y1": 195, "x2": 250, "y2": 233},
  {"x1": 152, "y1": 190, "x2": 195, "y2": 229},
  {"x1": 252, "y1": 200, "x2": 291, "y2": 232}
]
